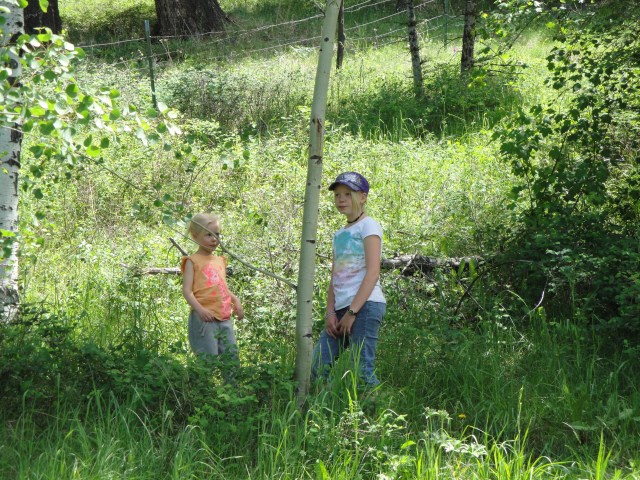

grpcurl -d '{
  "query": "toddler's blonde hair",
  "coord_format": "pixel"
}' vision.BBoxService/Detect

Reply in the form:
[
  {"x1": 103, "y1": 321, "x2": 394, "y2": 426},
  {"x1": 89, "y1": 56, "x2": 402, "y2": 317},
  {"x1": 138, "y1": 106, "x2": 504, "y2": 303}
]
[{"x1": 189, "y1": 213, "x2": 220, "y2": 237}]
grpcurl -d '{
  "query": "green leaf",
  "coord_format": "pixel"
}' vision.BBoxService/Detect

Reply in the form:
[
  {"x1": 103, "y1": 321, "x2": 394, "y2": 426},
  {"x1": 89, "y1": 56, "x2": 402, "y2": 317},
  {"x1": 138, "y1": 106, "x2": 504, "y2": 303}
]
[
  {"x1": 39, "y1": 0, "x2": 49, "y2": 13},
  {"x1": 66, "y1": 84, "x2": 78, "y2": 98},
  {"x1": 29, "y1": 165, "x2": 43, "y2": 178},
  {"x1": 163, "y1": 214, "x2": 175, "y2": 226},
  {"x1": 22, "y1": 120, "x2": 35, "y2": 132},
  {"x1": 36, "y1": 31, "x2": 51, "y2": 42},
  {"x1": 26, "y1": 133, "x2": 43, "y2": 152},
  {"x1": 33, "y1": 188, "x2": 44, "y2": 200},
  {"x1": 315, "y1": 460, "x2": 329, "y2": 480},
  {"x1": 39, "y1": 122, "x2": 55, "y2": 135},
  {"x1": 100, "y1": 137, "x2": 110, "y2": 148},
  {"x1": 86, "y1": 145, "x2": 101, "y2": 158},
  {"x1": 28, "y1": 106, "x2": 46, "y2": 117}
]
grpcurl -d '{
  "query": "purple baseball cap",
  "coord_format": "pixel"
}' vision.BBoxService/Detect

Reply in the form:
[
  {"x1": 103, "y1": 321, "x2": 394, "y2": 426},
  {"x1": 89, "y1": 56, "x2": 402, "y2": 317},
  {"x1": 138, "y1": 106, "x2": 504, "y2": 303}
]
[{"x1": 328, "y1": 172, "x2": 370, "y2": 193}]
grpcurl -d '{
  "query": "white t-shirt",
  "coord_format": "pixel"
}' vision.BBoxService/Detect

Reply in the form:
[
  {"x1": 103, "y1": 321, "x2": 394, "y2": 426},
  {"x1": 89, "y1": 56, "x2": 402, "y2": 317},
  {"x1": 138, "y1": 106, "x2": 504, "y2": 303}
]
[{"x1": 332, "y1": 216, "x2": 386, "y2": 310}]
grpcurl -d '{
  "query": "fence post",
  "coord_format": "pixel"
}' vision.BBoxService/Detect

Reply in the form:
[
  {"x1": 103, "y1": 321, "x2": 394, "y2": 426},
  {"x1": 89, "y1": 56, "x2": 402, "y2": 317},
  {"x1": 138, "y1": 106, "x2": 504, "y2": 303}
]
[
  {"x1": 144, "y1": 20, "x2": 158, "y2": 110},
  {"x1": 336, "y1": 0, "x2": 345, "y2": 69},
  {"x1": 460, "y1": 0, "x2": 476, "y2": 75},
  {"x1": 406, "y1": 0, "x2": 424, "y2": 96},
  {"x1": 443, "y1": 0, "x2": 449, "y2": 46}
]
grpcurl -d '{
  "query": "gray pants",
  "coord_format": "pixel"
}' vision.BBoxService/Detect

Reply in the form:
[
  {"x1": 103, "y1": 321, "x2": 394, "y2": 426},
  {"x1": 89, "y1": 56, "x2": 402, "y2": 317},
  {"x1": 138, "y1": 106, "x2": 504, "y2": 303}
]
[{"x1": 188, "y1": 310, "x2": 239, "y2": 363}]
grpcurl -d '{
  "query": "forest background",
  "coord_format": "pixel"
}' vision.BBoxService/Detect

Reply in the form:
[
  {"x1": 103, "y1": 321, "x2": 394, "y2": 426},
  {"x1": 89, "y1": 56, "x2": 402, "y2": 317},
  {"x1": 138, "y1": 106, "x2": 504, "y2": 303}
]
[{"x1": 1, "y1": 0, "x2": 639, "y2": 478}]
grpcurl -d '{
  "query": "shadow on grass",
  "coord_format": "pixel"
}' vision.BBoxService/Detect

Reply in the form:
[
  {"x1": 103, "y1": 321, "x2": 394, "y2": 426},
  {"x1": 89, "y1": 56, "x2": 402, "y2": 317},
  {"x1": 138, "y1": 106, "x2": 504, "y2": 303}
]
[{"x1": 331, "y1": 63, "x2": 523, "y2": 140}]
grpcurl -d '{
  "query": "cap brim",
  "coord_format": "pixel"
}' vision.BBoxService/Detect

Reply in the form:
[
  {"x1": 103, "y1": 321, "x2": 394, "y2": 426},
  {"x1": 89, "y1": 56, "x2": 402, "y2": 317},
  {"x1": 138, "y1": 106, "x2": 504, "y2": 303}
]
[{"x1": 329, "y1": 180, "x2": 362, "y2": 191}]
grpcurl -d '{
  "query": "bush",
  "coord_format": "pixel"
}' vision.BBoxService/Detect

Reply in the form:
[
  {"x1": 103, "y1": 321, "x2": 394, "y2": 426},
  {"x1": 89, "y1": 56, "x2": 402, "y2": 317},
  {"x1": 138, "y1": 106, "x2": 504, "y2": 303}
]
[{"x1": 494, "y1": 4, "x2": 640, "y2": 338}]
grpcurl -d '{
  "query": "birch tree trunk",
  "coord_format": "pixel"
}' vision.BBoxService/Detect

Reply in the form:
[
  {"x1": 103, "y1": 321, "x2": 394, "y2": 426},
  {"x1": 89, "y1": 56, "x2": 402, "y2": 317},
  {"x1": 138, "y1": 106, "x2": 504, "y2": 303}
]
[
  {"x1": 460, "y1": 0, "x2": 476, "y2": 74},
  {"x1": 0, "y1": 2, "x2": 24, "y2": 322},
  {"x1": 294, "y1": 0, "x2": 341, "y2": 408}
]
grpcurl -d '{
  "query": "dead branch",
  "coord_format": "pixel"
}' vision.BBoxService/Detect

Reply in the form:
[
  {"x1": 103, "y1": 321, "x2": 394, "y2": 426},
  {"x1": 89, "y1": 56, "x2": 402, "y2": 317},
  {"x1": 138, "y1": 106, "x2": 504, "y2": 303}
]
[{"x1": 123, "y1": 254, "x2": 482, "y2": 277}]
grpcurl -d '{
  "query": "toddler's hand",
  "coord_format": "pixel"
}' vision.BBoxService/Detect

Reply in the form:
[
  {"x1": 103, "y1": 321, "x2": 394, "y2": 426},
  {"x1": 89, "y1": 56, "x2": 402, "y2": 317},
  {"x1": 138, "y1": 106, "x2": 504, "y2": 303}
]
[
  {"x1": 198, "y1": 308, "x2": 215, "y2": 322},
  {"x1": 234, "y1": 302, "x2": 245, "y2": 320}
]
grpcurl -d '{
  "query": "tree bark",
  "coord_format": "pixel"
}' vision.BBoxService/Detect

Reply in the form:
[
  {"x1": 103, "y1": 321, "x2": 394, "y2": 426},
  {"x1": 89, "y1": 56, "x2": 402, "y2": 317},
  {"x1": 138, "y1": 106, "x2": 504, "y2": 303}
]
[
  {"x1": 406, "y1": 0, "x2": 423, "y2": 96},
  {"x1": 294, "y1": 0, "x2": 341, "y2": 409},
  {"x1": 380, "y1": 254, "x2": 481, "y2": 276},
  {"x1": 0, "y1": 3, "x2": 24, "y2": 322},
  {"x1": 336, "y1": 0, "x2": 345, "y2": 70},
  {"x1": 24, "y1": 0, "x2": 62, "y2": 34},
  {"x1": 460, "y1": 0, "x2": 476, "y2": 74},
  {"x1": 154, "y1": 0, "x2": 228, "y2": 37}
]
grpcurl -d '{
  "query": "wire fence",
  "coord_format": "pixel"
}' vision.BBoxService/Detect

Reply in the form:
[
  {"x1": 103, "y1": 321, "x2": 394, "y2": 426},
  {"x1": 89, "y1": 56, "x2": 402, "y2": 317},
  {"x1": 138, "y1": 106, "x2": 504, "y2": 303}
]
[
  {"x1": 64, "y1": 1, "x2": 467, "y2": 274},
  {"x1": 77, "y1": 0, "x2": 465, "y2": 70}
]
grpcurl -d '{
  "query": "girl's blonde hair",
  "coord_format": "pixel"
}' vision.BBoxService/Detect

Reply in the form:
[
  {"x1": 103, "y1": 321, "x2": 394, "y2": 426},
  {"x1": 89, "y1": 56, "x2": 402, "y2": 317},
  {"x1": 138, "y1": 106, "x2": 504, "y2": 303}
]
[
  {"x1": 188, "y1": 213, "x2": 220, "y2": 237},
  {"x1": 348, "y1": 190, "x2": 367, "y2": 218}
]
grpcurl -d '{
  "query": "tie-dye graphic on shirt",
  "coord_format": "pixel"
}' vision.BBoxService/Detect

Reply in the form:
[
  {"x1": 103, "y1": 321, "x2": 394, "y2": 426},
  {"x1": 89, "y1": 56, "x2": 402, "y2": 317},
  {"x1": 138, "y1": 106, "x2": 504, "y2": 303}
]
[
  {"x1": 181, "y1": 254, "x2": 232, "y2": 320},
  {"x1": 331, "y1": 217, "x2": 386, "y2": 310},
  {"x1": 201, "y1": 262, "x2": 232, "y2": 319},
  {"x1": 334, "y1": 229, "x2": 365, "y2": 284}
]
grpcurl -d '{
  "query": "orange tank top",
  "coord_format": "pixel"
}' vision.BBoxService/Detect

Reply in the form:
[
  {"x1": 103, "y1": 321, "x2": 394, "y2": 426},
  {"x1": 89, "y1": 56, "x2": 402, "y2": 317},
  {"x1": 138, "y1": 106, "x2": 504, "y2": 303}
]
[{"x1": 181, "y1": 253, "x2": 232, "y2": 320}]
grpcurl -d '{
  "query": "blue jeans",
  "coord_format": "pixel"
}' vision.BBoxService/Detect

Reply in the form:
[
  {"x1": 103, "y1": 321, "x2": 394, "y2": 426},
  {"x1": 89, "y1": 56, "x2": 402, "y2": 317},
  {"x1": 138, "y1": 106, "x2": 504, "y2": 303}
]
[{"x1": 311, "y1": 301, "x2": 386, "y2": 386}]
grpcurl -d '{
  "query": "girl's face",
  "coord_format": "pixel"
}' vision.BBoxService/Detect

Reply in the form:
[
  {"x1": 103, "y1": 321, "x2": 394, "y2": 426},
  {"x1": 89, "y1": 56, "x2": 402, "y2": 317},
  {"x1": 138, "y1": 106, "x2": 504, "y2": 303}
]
[
  {"x1": 333, "y1": 184, "x2": 366, "y2": 218},
  {"x1": 194, "y1": 222, "x2": 221, "y2": 253}
]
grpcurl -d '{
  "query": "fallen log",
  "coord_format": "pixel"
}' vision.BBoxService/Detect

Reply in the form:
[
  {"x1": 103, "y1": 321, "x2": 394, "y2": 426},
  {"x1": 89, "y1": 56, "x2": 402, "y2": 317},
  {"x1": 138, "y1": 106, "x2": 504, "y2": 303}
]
[
  {"x1": 381, "y1": 254, "x2": 482, "y2": 276},
  {"x1": 123, "y1": 254, "x2": 481, "y2": 278}
]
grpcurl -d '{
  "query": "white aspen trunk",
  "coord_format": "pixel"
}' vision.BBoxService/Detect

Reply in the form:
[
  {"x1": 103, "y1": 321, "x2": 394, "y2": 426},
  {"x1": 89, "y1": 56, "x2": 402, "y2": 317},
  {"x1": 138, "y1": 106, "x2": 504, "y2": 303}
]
[
  {"x1": 294, "y1": 0, "x2": 341, "y2": 408},
  {"x1": 0, "y1": 2, "x2": 24, "y2": 322}
]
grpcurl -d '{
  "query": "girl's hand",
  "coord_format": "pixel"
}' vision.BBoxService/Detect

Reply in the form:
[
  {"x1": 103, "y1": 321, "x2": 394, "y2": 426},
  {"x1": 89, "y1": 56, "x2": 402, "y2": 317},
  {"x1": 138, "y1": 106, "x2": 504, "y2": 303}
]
[
  {"x1": 338, "y1": 311, "x2": 356, "y2": 335},
  {"x1": 234, "y1": 300, "x2": 245, "y2": 320},
  {"x1": 198, "y1": 308, "x2": 215, "y2": 322},
  {"x1": 325, "y1": 313, "x2": 339, "y2": 338}
]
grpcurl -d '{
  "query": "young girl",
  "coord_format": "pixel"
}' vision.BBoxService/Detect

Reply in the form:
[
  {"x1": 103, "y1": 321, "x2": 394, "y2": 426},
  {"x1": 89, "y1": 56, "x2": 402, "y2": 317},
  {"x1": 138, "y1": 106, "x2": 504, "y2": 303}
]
[
  {"x1": 181, "y1": 213, "x2": 244, "y2": 366},
  {"x1": 312, "y1": 172, "x2": 386, "y2": 387}
]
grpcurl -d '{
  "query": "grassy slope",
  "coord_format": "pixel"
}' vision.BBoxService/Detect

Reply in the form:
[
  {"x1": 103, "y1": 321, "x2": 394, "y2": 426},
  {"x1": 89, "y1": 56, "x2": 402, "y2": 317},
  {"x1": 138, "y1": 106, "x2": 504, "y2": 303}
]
[{"x1": 2, "y1": 1, "x2": 639, "y2": 478}]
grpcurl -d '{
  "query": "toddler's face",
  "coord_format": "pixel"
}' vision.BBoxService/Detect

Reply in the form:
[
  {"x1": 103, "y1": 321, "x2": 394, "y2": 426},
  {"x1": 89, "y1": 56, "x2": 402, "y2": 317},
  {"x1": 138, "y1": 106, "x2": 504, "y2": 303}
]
[{"x1": 196, "y1": 222, "x2": 221, "y2": 252}]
